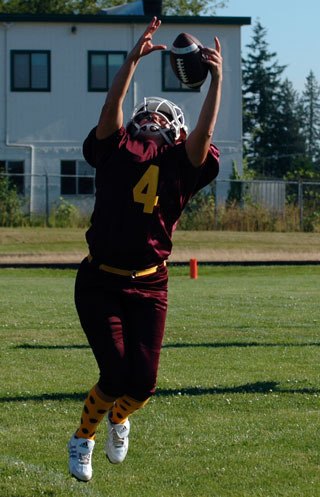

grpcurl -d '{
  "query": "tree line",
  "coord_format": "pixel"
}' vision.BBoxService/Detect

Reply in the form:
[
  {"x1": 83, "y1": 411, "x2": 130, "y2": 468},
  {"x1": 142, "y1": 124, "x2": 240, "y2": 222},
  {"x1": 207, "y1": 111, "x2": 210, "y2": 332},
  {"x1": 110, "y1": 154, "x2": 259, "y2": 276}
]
[
  {"x1": 0, "y1": 0, "x2": 227, "y2": 16},
  {"x1": 242, "y1": 21, "x2": 320, "y2": 181}
]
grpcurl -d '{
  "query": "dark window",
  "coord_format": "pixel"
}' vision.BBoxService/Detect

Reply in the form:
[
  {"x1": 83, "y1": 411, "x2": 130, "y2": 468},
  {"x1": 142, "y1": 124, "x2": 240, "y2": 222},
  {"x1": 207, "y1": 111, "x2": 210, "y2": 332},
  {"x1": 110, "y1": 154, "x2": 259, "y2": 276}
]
[
  {"x1": 0, "y1": 160, "x2": 25, "y2": 194},
  {"x1": 61, "y1": 161, "x2": 76, "y2": 195},
  {"x1": 78, "y1": 161, "x2": 94, "y2": 194},
  {"x1": 11, "y1": 51, "x2": 51, "y2": 91},
  {"x1": 162, "y1": 52, "x2": 200, "y2": 92},
  {"x1": 88, "y1": 51, "x2": 127, "y2": 91},
  {"x1": 61, "y1": 160, "x2": 94, "y2": 195}
]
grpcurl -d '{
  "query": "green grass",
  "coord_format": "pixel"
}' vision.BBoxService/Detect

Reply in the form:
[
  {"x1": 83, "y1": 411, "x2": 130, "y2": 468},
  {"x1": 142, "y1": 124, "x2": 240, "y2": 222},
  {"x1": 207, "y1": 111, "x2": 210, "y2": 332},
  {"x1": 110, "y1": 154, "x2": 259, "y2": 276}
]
[
  {"x1": 1, "y1": 266, "x2": 319, "y2": 497},
  {"x1": 1, "y1": 227, "x2": 320, "y2": 258},
  {"x1": 0, "y1": 227, "x2": 87, "y2": 254}
]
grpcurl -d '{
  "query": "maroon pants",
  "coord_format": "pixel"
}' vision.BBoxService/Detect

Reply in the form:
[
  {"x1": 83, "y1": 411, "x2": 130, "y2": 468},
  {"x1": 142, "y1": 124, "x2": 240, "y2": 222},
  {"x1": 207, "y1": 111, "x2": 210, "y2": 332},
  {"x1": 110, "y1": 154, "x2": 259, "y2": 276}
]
[{"x1": 74, "y1": 258, "x2": 168, "y2": 401}]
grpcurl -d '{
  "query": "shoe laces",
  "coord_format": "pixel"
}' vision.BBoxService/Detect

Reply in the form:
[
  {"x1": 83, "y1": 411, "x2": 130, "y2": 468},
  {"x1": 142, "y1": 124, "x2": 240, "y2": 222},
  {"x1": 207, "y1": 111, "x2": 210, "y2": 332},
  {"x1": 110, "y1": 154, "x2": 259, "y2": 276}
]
[
  {"x1": 78, "y1": 452, "x2": 91, "y2": 465},
  {"x1": 111, "y1": 428, "x2": 126, "y2": 447},
  {"x1": 70, "y1": 439, "x2": 93, "y2": 464}
]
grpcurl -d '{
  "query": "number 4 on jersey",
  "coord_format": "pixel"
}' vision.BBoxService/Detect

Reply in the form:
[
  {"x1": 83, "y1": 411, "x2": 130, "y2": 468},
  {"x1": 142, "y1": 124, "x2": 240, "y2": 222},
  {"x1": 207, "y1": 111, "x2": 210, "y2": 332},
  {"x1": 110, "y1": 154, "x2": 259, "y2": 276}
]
[{"x1": 133, "y1": 165, "x2": 159, "y2": 214}]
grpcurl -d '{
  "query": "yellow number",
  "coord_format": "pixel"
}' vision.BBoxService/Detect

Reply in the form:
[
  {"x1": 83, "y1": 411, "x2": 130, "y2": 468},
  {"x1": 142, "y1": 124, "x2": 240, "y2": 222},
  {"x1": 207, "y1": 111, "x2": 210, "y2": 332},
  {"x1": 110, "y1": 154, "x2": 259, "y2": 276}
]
[{"x1": 133, "y1": 165, "x2": 159, "y2": 214}]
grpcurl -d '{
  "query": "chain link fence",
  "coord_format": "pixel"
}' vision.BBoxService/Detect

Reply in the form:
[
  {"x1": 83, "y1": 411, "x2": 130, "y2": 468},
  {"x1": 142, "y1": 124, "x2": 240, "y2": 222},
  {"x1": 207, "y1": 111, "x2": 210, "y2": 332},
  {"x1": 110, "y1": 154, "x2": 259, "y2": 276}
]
[
  {"x1": 212, "y1": 179, "x2": 320, "y2": 231},
  {"x1": 1, "y1": 173, "x2": 320, "y2": 231}
]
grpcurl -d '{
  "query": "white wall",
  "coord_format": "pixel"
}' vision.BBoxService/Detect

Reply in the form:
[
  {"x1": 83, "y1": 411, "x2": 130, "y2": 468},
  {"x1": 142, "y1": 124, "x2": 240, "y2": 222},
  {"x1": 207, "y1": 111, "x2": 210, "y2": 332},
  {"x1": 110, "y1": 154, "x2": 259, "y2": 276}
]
[{"x1": 0, "y1": 18, "x2": 246, "y2": 214}]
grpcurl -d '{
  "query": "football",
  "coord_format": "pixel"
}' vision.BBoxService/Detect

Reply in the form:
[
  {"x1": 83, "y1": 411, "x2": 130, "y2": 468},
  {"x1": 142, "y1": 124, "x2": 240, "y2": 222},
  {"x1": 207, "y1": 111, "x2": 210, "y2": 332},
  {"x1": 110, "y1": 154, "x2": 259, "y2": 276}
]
[{"x1": 170, "y1": 33, "x2": 209, "y2": 89}]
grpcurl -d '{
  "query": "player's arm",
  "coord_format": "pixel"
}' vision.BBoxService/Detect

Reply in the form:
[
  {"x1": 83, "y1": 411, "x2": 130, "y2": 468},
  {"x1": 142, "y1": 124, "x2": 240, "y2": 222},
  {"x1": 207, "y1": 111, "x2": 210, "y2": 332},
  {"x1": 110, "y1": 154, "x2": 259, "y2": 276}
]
[
  {"x1": 96, "y1": 17, "x2": 167, "y2": 140},
  {"x1": 185, "y1": 37, "x2": 223, "y2": 168}
]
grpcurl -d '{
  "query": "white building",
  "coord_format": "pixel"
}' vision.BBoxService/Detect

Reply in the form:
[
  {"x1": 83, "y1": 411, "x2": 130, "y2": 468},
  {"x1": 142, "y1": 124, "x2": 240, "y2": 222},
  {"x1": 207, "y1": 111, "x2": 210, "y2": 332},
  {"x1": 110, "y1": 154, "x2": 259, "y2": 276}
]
[{"x1": 0, "y1": 10, "x2": 250, "y2": 216}]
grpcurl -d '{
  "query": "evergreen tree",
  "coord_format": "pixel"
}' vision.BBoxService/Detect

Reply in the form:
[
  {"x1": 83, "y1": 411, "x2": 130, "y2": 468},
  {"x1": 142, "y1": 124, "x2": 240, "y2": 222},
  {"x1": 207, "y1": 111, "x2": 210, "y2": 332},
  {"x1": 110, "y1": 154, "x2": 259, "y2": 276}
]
[
  {"x1": 242, "y1": 21, "x2": 286, "y2": 177},
  {"x1": 301, "y1": 70, "x2": 320, "y2": 169},
  {"x1": 0, "y1": 0, "x2": 105, "y2": 14},
  {"x1": 269, "y1": 79, "x2": 308, "y2": 177},
  {"x1": 163, "y1": 0, "x2": 228, "y2": 16}
]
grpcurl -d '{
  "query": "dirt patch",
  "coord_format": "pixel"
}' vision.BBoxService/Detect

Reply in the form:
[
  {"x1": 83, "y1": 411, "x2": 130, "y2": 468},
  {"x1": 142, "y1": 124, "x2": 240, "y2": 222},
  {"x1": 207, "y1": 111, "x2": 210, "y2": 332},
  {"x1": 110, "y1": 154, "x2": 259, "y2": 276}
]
[
  {"x1": 169, "y1": 248, "x2": 320, "y2": 262},
  {"x1": 0, "y1": 248, "x2": 319, "y2": 264},
  {"x1": 0, "y1": 252, "x2": 86, "y2": 264}
]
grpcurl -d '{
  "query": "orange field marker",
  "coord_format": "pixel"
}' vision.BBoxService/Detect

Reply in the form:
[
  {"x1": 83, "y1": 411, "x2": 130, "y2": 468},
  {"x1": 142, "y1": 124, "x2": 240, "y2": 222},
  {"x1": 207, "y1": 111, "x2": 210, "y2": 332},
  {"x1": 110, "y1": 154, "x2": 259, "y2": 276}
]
[{"x1": 190, "y1": 258, "x2": 198, "y2": 279}]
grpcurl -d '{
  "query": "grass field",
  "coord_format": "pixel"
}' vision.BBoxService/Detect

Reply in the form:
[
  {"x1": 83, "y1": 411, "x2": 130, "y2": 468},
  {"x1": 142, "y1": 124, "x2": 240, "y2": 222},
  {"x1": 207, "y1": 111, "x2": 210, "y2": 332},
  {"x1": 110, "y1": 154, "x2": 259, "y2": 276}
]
[
  {"x1": 1, "y1": 265, "x2": 319, "y2": 497},
  {"x1": 1, "y1": 227, "x2": 320, "y2": 262}
]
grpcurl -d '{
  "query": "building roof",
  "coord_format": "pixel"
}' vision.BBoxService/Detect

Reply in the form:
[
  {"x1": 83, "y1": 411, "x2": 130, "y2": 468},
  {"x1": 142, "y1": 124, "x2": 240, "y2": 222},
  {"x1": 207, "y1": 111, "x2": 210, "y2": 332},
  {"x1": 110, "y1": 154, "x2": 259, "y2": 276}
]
[{"x1": 0, "y1": 13, "x2": 251, "y2": 26}]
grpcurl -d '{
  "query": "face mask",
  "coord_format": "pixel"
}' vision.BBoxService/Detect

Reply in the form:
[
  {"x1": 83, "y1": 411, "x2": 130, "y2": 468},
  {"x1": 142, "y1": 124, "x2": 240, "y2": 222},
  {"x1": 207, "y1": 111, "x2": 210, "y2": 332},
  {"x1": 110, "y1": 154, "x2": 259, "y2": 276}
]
[{"x1": 136, "y1": 122, "x2": 166, "y2": 146}]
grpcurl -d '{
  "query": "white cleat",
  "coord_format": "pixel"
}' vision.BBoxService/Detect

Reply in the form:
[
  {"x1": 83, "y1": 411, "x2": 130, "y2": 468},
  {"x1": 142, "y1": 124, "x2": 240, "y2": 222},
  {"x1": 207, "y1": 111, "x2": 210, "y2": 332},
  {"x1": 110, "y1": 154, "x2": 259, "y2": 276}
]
[
  {"x1": 68, "y1": 435, "x2": 95, "y2": 481},
  {"x1": 105, "y1": 417, "x2": 130, "y2": 464}
]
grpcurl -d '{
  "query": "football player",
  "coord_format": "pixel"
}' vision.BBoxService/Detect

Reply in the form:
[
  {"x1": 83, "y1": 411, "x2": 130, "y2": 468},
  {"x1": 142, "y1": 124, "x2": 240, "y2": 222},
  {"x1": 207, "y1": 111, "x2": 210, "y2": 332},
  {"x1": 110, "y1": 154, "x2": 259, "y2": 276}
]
[{"x1": 68, "y1": 16, "x2": 223, "y2": 481}]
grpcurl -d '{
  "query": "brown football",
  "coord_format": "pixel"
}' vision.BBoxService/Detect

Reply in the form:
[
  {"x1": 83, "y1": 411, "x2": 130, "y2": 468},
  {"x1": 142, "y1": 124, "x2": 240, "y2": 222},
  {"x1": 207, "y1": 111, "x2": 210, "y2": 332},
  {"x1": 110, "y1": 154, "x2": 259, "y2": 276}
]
[{"x1": 170, "y1": 33, "x2": 209, "y2": 89}]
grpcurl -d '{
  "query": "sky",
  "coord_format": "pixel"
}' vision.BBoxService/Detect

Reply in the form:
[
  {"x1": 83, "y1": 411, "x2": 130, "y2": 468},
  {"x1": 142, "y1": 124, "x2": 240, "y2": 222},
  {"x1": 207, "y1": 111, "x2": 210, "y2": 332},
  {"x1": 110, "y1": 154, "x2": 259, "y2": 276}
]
[{"x1": 215, "y1": 0, "x2": 320, "y2": 94}]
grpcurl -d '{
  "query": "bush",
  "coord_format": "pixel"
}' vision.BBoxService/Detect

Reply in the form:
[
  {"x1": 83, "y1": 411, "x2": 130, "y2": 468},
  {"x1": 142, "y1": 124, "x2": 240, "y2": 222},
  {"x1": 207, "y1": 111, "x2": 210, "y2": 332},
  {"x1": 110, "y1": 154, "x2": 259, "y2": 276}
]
[
  {"x1": 50, "y1": 197, "x2": 80, "y2": 228},
  {"x1": 0, "y1": 176, "x2": 25, "y2": 226},
  {"x1": 215, "y1": 202, "x2": 281, "y2": 231},
  {"x1": 213, "y1": 202, "x2": 318, "y2": 232},
  {"x1": 302, "y1": 210, "x2": 320, "y2": 232},
  {"x1": 178, "y1": 191, "x2": 215, "y2": 230},
  {"x1": 176, "y1": 190, "x2": 320, "y2": 232}
]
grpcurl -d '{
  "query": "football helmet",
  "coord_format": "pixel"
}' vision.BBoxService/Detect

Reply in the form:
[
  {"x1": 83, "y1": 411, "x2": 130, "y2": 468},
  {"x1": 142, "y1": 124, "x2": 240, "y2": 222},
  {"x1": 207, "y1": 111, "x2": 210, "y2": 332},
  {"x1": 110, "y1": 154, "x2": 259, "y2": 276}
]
[{"x1": 127, "y1": 97, "x2": 188, "y2": 145}]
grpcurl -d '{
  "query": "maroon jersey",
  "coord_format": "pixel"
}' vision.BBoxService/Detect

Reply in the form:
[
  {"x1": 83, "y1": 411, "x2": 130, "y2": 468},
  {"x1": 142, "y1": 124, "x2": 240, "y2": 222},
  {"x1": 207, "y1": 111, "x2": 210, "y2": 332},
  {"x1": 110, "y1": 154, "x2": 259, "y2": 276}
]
[{"x1": 83, "y1": 126, "x2": 219, "y2": 268}]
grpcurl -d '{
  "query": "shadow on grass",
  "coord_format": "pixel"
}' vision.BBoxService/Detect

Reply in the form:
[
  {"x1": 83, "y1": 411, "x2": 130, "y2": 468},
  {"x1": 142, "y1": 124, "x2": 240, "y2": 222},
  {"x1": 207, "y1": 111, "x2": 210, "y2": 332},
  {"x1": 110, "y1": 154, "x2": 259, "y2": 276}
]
[
  {"x1": 156, "y1": 382, "x2": 320, "y2": 396},
  {"x1": 164, "y1": 342, "x2": 320, "y2": 348},
  {"x1": 15, "y1": 343, "x2": 89, "y2": 350},
  {"x1": 1, "y1": 381, "x2": 319, "y2": 403},
  {"x1": 15, "y1": 341, "x2": 320, "y2": 350}
]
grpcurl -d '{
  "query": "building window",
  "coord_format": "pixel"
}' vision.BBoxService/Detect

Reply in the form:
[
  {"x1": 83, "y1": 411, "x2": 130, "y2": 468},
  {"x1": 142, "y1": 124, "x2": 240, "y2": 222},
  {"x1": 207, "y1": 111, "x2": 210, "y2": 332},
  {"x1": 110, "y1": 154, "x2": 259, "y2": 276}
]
[
  {"x1": 61, "y1": 160, "x2": 94, "y2": 195},
  {"x1": 0, "y1": 160, "x2": 25, "y2": 194},
  {"x1": 162, "y1": 52, "x2": 200, "y2": 92},
  {"x1": 11, "y1": 51, "x2": 51, "y2": 91},
  {"x1": 88, "y1": 51, "x2": 127, "y2": 91}
]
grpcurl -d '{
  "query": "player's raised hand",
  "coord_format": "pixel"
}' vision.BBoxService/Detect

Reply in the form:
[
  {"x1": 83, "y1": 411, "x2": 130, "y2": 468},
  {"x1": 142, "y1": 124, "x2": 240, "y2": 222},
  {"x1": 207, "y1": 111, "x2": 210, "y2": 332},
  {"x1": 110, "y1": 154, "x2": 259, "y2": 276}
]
[
  {"x1": 130, "y1": 17, "x2": 167, "y2": 61},
  {"x1": 201, "y1": 37, "x2": 223, "y2": 81}
]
